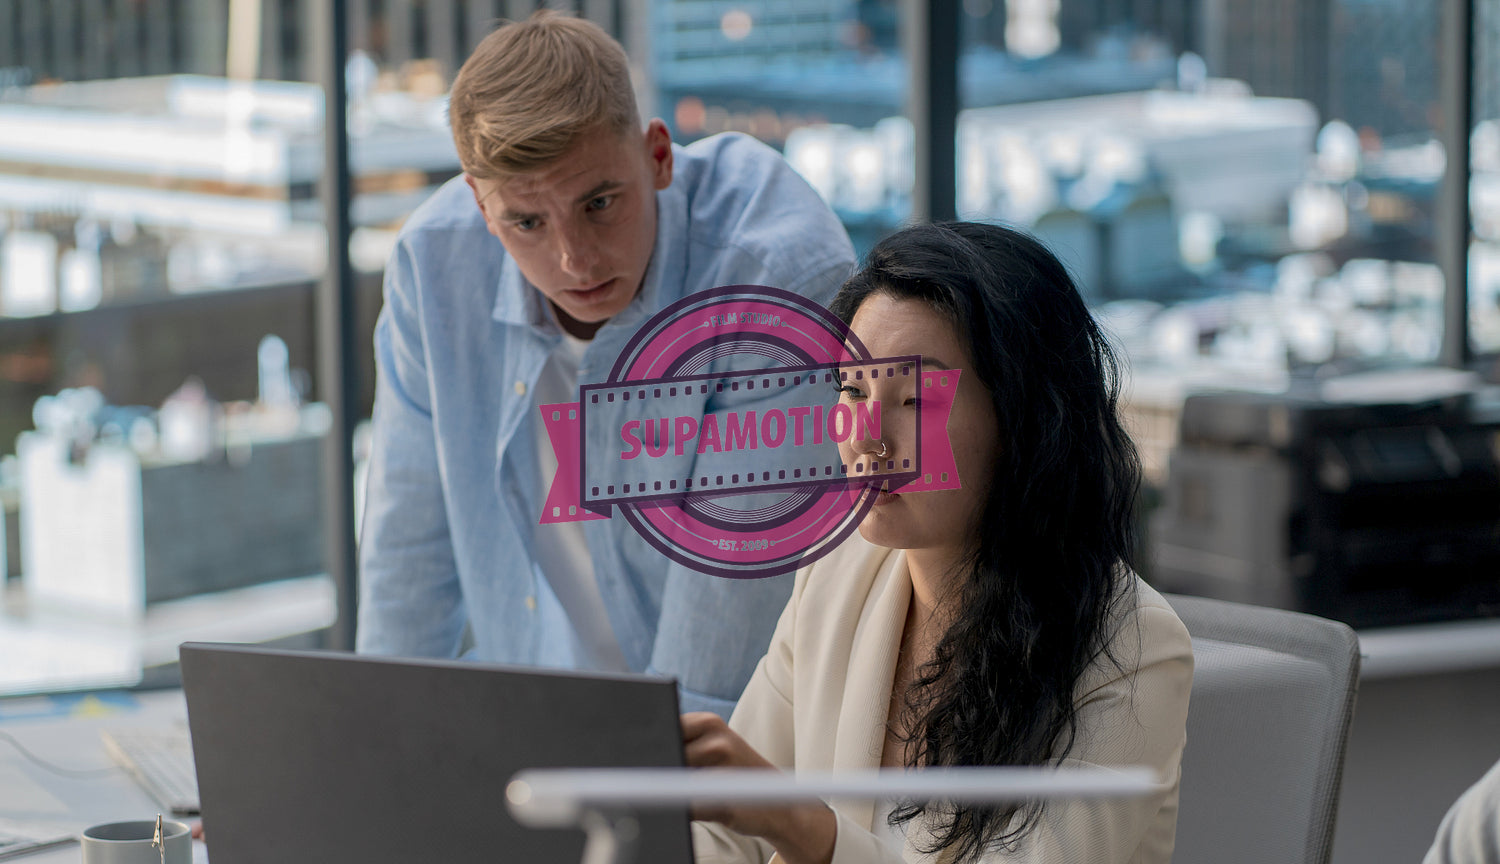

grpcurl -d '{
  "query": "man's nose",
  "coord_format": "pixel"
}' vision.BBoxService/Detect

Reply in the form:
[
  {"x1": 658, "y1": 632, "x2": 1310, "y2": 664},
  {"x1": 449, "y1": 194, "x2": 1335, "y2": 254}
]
[{"x1": 556, "y1": 223, "x2": 599, "y2": 279}]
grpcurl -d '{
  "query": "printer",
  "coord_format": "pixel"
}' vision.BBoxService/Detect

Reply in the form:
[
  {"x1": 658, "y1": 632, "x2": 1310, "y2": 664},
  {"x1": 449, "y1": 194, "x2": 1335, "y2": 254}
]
[{"x1": 1149, "y1": 379, "x2": 1500, "y2": 628}]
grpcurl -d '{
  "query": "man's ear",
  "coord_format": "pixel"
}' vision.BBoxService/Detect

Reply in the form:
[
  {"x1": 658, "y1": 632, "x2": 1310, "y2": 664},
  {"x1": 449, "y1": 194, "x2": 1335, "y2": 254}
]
[
  {"x1": 644, "y1": 119, "x2": 674, "y2": 191},
  {"x1": 465, "y1": 174, "x2": 504, "y2": 239}
]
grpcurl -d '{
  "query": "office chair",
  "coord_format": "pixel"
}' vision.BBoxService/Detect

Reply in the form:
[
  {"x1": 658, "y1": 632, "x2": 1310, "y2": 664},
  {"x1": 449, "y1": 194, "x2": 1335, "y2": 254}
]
[{"x1": 1164, "y1": 593, "x2": 1361, "y2": 864}]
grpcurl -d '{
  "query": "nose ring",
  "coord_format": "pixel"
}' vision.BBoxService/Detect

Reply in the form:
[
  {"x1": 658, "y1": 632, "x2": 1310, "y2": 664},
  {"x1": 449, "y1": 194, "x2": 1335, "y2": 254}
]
[{"x1": 875, "y1": 440, "x2": 889, "y2": 459}]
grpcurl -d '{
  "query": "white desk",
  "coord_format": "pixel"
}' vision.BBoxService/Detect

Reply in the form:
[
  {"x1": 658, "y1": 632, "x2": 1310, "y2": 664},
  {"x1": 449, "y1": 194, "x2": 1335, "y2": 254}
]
[
  {"x1": 4, "y1": 615, "x2": 1497, "y2": 864},
  {"x1": 0, "y1": 576, "x2": 337, "y2": 697},
  {"x1": 0, "y1": 689, "x2": 208, "y2": 863}
]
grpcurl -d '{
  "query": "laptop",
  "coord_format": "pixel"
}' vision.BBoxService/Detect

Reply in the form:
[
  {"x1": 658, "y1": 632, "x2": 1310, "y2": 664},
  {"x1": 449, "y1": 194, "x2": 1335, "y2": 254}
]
[{"x1": 179, "y1": 643, "x2": 693, "y2": 864}]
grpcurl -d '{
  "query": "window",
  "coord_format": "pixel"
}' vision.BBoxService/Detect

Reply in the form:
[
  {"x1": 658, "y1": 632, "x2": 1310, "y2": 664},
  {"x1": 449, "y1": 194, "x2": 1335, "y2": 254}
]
[
  {"x1": 653, "y1": 0, "x2": 912, "y2": 252},
  {"x1": 1473, "y1": 0, "x2": 1500, "y2": 356},
  {"x1": 948, "y1": 1, "x2": 1447, "y2": 484},
  {"x1": 0, "y1": 0, "x2": 1489, "y2": 694},
  {"x1": 0, "y1": 2, "x2": 362, "y2": 694}
]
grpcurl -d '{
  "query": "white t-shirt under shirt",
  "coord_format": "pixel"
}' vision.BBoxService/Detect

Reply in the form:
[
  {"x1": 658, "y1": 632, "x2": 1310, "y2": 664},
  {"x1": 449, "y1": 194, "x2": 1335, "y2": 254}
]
[{"x1": 532, "y1": 331, "x2": 629, "y2": 673}]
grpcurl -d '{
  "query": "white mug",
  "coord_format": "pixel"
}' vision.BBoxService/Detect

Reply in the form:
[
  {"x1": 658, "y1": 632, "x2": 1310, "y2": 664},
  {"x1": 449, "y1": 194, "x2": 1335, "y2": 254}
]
[{"x1": 80, "y1": 819, "x2": 191, "y2": 864}]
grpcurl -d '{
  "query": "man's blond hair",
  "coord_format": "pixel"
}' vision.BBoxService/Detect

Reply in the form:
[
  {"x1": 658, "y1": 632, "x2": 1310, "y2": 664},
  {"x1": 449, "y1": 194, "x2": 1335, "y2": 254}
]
[{"x1": 449, "y1": 11, "x2": 641, "y2": 179}]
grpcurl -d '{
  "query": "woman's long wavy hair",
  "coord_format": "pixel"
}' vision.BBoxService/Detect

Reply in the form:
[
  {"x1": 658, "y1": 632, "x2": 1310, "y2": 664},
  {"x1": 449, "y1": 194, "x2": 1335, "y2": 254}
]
[{"x1": 830, "y1": 222, "x2": 1142, "y2": 861}]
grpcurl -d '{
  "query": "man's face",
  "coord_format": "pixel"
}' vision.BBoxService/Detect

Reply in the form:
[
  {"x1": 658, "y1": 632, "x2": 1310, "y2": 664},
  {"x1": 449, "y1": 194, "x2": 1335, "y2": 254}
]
[{"x1": 467, "y1": 120, "x2": 674, "y2": 337}]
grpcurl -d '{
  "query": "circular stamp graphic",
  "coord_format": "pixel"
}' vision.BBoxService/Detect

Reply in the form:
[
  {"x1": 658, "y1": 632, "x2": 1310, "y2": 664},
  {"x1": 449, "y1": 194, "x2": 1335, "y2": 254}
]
[
  {"x1": 539, "y1": 285, "x2": 962, "y2": 579},
  {"x1": 610, "y1": 285, "x2": 874, "y2": 579}
]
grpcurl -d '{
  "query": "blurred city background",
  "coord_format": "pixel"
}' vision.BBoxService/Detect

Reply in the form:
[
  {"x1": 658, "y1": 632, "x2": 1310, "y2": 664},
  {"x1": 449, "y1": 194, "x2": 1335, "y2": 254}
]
[{"x1": 0, "y1": 0, "x2": 1496, "y2": 697}]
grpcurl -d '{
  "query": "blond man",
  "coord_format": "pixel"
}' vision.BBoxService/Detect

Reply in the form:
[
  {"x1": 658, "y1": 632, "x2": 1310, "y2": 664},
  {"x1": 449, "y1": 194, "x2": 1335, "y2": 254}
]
[{"x1": 356, "y1": 12, "x2": 855, "y2": 716}]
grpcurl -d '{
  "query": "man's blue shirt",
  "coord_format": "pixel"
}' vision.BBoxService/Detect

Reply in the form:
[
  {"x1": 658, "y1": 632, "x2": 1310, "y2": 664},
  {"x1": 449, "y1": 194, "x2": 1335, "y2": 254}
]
[{"x1": 356, "y1": 133, "x2": 856, "y2": 716}]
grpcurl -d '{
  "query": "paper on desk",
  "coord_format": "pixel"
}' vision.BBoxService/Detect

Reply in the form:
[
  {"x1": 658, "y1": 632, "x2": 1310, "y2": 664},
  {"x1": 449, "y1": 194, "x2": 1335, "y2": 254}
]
[
  {"x1": 0, "y1": 819, "x2": 80, "y2": 864},
  {"x1": 0, "y1": 818, "x2": 77, "y2": 837},
  {"x1": 0, "y1": 766, "x2": 71, "y2": 818}
]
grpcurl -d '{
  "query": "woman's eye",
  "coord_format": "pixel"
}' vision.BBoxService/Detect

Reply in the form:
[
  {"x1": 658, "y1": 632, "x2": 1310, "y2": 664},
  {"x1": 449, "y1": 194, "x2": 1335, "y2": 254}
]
[
  {"x1": 514, "y1": 218, "x2": 540, "y2": 232},
  {"x1": 837, "y1": 384, "x2": 866, "y2": 399}
]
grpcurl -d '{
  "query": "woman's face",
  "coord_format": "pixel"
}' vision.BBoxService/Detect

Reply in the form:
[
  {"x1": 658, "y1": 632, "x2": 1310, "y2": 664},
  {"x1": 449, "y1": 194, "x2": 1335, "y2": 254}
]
[{"x1": 837, "y1": 292, "x2": 1001, "y2": 561}]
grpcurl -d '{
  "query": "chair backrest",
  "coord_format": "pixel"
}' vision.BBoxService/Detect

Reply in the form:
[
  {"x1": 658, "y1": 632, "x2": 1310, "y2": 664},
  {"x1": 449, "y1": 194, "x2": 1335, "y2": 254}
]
[{"x1": 1163, "y1": 593, "x2": 1361, "y2": 864}]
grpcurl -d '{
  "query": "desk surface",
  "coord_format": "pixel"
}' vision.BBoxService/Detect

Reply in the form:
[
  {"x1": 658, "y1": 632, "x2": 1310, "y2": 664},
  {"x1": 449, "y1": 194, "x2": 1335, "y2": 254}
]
[
  {"x1": 0, "y1": 689, "x2": 208, "y2": 863},
  {"x1": 2, "y1": 611, "x2": 1497, "y2": 864}
]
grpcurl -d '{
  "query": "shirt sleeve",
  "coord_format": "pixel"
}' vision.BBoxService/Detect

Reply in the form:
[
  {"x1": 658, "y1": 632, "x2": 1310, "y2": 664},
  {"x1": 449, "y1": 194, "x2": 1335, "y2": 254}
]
[
  {"x1": 652, "y1": 568, "x2": 794, "y2": 717},
  {"x1": 645, "y1": 255, "x2": 853, "y2": 717},
  {"x1": 639, "y1": 356, "x2": 797, "y2": 716},
  {"x1": 355, "y1": 238, "x2": 468, "y2": 658}
]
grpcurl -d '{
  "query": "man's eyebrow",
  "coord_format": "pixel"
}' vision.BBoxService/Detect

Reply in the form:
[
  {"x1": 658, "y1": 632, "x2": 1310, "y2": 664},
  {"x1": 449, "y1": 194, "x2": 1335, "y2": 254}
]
[
  {"x1": 575, "y1": 180, "x2": 624, "y2": 204},
  {"x1": 499, "y1": 205, "x2": 541, "y2": 222},
  {"x1": 498, "y1": 181, "x2": 625, "y2": 221}
]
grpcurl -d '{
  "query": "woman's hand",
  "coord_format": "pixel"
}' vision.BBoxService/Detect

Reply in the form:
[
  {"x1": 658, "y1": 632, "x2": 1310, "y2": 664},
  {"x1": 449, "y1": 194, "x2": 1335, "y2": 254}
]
[{"x1": 681, "y1": 712, "x2": 837, "y2": 864}]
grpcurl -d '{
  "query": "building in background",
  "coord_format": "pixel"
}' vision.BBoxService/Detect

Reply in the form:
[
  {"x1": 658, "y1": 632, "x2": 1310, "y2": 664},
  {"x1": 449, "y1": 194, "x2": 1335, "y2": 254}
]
[{"x1": 0, "y1": 0, "x2": 1493, "y2": 691}]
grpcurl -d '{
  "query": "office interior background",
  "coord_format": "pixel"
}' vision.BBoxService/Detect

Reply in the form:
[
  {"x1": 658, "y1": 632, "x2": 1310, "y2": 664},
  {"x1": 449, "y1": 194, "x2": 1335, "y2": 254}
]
[{"x1": 0, "y1": 0, "x2": 1496, "y2": 860}]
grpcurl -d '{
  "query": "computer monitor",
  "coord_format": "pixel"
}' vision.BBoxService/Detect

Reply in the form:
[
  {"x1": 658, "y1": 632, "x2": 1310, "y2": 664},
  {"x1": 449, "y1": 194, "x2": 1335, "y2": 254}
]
[{"x1": 179, "y1": 643, "x2": 692, "y2": 864}]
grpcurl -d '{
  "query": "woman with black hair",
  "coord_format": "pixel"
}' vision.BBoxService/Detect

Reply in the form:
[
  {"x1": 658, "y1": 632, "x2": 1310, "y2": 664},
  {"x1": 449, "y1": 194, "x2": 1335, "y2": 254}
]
[{"x1": 685, "y1": 221, "x2": 1194, "y2": 864}]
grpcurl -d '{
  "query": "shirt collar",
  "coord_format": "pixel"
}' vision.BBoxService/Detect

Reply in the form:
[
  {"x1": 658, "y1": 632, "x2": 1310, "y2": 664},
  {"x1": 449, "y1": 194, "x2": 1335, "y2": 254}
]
[
  {"x1": 601, "y1": 182, "x2": 685, "y2": 337},
  {"x1": 490, "y1": 254, "x2": 551, "y2": 330}
]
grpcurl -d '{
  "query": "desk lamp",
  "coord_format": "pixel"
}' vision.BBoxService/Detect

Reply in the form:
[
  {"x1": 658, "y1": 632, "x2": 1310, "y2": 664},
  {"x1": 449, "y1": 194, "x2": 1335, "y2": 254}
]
[{"x1": 506, "y1": 765, "x2": 1159, "y2": 864}]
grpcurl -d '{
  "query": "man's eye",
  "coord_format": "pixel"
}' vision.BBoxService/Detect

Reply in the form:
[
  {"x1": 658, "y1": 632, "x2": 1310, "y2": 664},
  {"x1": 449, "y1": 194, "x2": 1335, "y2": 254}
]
[
  {"x1": 588, "y1": 195, "x2": 614, "y2": 211},
  {"x1": 514, "y1": 218, "x2": 540, "y2": 232}
]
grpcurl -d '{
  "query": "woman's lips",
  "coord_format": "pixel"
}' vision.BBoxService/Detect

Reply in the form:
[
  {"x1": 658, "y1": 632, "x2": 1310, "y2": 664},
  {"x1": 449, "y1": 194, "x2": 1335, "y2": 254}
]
[{"x1": 873, "y1": 481, "x2": 900, "y2": 506}]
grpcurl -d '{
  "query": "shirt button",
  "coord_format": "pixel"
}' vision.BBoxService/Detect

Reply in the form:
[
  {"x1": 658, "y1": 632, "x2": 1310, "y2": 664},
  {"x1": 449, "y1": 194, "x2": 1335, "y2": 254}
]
[
  {"x1": 514, "y1": 380, "x2": 527, "y2": 396},
  {"x1": 525, "y1": 595, "x2": 537, "y2": 611}
]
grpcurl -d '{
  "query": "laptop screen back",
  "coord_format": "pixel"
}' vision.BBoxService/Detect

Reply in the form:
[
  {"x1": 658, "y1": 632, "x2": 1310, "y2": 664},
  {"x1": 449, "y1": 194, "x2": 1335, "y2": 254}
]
[{"x1": 180, "y1": 643, "x2": 693, "y2": 864}]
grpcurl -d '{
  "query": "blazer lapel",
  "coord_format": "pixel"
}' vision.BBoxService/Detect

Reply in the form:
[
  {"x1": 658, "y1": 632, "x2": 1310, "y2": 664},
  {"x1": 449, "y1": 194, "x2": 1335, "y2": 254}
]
[{"x1": 829, "y1": 548, "x2": 912, "y2": 833}]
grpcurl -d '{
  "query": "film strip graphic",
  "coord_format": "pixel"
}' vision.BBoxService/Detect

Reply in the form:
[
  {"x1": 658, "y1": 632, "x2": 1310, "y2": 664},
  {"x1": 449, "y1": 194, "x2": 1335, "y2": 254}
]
[
  {"x1": 535, "y1": 285, "x2": 962, "y2": 579},
  {"x1": 543, "y1": 360, "x2": 960, "y2": 511}
]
